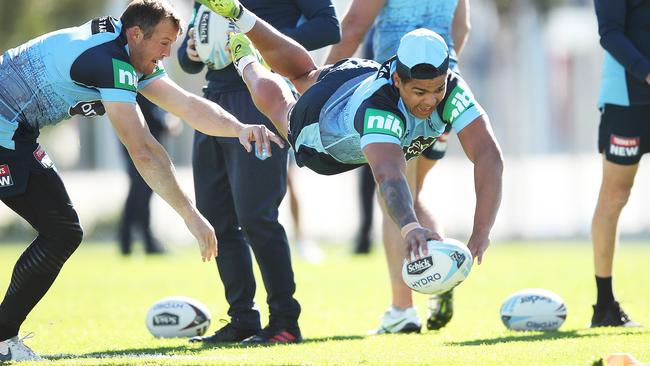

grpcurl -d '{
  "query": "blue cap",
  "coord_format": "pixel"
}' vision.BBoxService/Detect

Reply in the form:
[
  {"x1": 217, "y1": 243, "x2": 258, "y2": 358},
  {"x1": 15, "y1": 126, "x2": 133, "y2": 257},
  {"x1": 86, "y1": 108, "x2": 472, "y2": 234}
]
[{"x1": 396, "y1": 28, "x2": 449, "y2": 79}]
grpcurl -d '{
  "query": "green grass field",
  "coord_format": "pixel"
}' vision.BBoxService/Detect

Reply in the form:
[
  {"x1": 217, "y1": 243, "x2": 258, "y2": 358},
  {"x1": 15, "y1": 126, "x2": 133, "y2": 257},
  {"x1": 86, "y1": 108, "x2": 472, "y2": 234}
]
[{"x1": 0, "y1": 241, "x2": 648, "y2": 365}]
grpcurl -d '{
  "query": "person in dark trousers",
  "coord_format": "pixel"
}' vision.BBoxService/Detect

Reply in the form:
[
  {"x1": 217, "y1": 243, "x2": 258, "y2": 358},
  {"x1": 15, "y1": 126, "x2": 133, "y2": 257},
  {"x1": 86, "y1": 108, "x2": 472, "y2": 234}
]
[
  {"x1": 118, "y1": 94, "x2": 171, "y2": 255},
  {"x1": 590, "y1": 0, "x2": 650, "y2": 328},
  {"x1": 178, "y1": 0, "x2": 340, "y2": 344},
  {"x1": 0, "y1": 1, "x2": 284, "y2": 361}
]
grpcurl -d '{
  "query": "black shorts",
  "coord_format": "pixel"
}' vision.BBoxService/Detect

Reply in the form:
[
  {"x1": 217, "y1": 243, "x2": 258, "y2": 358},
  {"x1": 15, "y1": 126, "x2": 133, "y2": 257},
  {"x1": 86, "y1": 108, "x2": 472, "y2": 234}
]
[
  {"x1": 0, "y1": 141, "x2": 57, "y2": 199},
  {"x1": 288, "y1": 59, "x2": 378, "y2": 175},
  {"x1": 598, "y1": 104, "x2": 650, "y2": 165}
]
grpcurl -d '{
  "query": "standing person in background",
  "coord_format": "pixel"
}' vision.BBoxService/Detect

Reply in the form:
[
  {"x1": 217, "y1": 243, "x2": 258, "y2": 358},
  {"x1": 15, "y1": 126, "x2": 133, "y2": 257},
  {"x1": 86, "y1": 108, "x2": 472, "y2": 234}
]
[
  {"x1": 118, "y1": 94, "x2": 178, "y2": 256},
  {"x1": 590, "y1": 0, "x2": 649, "y2": 328},
  {"x1": 178, "y1": 0, "x2": 339, "y2": 344},
  {"x1": 0, "y1": 0, "x2": 283, "y2": 361},
  {"x1": 326, "y1": 0, "x2": 471, "y2": 334}
]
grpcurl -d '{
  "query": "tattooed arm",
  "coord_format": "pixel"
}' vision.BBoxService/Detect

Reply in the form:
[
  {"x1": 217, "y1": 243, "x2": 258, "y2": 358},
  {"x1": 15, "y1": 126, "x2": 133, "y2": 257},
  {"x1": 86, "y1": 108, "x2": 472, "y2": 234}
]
[{"x1": 363, "y1": 143, "x2": 439, "y2": 258}]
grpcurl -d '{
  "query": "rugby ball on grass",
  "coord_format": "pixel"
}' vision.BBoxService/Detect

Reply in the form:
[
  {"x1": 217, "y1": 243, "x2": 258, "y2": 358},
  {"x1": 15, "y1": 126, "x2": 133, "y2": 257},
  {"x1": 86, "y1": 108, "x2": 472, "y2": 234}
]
[
  {"x1": 401, "y1": 238, "x2": 473, "y2": 295},
  {"x1": 146, "y1": 296, "x2": 211, "y2": 338},
  {"x1": 500, "y1": 288, "x2": 567, "y2": 331}
]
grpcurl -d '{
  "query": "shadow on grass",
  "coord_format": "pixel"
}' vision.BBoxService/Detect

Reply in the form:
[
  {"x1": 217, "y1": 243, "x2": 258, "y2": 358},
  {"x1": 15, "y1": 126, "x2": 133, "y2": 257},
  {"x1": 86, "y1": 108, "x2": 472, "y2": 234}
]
[
  {"x1": 298, "y1": 335, "x2": 365, "y2": 344},
  {"x1": 446, "y1": 328, "x2": 648, "y2": 347},
  {"x1": 46, "y1": 345, "x2": 196, "y2": 360},
  {"x1": 45, "y1": 335, "x2": 366, "y2": 360}
]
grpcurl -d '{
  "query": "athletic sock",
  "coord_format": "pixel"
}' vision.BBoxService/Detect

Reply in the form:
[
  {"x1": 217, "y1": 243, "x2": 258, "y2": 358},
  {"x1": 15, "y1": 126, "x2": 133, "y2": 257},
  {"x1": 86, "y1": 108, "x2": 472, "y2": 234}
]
[
  {"x1": 390, "y1": 306, "x2": 411, "y2": 316},
  {"x1": 234, "y1": 6, "x2": 256, "y2": 33},
  {"x1": 595, "y1": 275, "x2": 615, "y2": 307}
]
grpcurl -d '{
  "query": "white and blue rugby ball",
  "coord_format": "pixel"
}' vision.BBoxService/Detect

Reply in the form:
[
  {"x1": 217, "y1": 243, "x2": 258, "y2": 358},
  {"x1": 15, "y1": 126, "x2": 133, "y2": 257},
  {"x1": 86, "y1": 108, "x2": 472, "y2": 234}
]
[
  {"x1": 146, "y1": 296, "x2": 211, "y2": 338},
  {"x1": 401, "y1": 238, "x2": 473, "y2": 295},
  {"x1": 500, "y1": 288, "x2": 567, "y2": 331},
  {"x1": 194, "y1": 5, "x2": 236, "y2": 70}
]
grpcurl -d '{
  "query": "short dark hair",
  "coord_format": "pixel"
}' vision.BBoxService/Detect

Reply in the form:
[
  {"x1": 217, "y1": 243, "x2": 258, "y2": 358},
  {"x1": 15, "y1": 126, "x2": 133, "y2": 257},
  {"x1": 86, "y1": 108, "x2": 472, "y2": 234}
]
[
  {"x1": 396, "y1": 63, "x2": 445, "y2": 83},
  {"x1": 120, "y1": 0, "x2": 183, "y2": 38}
]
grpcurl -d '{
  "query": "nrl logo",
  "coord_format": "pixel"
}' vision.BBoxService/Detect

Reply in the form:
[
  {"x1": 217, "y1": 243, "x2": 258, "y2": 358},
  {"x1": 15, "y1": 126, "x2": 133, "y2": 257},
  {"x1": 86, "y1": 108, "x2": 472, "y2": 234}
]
[
  {"x1": 449, "y1": 251, "x2": 466, "y2": 269},
  {"x1": 407, "y1": 256, "x2": 433, "y2": 275}
]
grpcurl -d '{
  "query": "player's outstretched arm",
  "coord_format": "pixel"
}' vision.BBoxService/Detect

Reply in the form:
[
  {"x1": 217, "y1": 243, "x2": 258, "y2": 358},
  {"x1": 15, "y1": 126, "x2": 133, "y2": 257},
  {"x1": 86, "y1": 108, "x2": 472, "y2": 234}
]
[
  {"x1": 364, "y1": 143, "x2": 442, "y2": 259},
  {"x1": 105, "y1": 101, "x2": 217, "y2": 262},
  {"x1": 141, "y1": 76, "x2": 284, "y2": 156},
  {"x1": 457, "y1": 115, "x2": 503, "y2": 265}
]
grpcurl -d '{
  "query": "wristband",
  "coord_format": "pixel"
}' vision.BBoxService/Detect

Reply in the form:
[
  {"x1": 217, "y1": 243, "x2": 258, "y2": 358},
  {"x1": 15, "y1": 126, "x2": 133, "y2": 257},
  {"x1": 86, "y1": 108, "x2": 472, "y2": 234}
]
[
  {"x1": 400, "y1": 222, "x2": 421, "y2": 238},
  {"x1": 234, "y1": 7, "x2": 256, "y2": 33},
  {"x1": 234, "y1": 55, "x2": 258, "y2": 76}
]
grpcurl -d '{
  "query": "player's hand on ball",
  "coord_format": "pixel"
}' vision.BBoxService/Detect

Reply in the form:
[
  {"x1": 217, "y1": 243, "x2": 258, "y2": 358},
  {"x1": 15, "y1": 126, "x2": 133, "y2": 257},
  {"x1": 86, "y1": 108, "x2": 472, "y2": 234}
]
[
  {"x1": 185, "y1": 211, "x2": 218, "y2": 261},
  {"x1": 404, "y1": 227, "x2": 440, "y2": 260},
  {"x1": 467, "y1": 233, "x2": 490, "y2": 265},
  {"x1": 186, "y1": 28, "x2": 201, "y2": 62},
  {"x1": 238, "y1": 125, "x2": 285, "y2": 157}
]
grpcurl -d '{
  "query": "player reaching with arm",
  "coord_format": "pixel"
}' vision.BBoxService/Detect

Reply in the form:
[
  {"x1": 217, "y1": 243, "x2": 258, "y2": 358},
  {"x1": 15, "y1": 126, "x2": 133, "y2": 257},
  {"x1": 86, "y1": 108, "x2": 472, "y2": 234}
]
[
  {"x1": 0, "y1": 0, "x2": 282, "y2": 361},
  {"x1": 198, "y1": 0, "x2": 502, "y2": 264},
  {"x1": 326, "y1": 0, "x2": 472, "y2": 333}
]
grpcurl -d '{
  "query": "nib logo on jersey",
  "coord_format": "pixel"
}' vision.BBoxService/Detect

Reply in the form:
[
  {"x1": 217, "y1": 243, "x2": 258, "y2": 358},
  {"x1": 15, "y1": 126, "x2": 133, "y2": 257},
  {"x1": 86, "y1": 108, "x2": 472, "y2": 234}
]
[
  {"x1": 112, "y1": 59, "x2": 138, "y2": 92},
  {"x1": 609, "y1": 135, "x2": 640, "y2": 157},
  {"x1": 364, "y1": 108, "x2": 404, "y2": 139},
  {"x1": 407, "y1": 256, "x2": 434, "y2": 275},
  {"x1": 0, "y1": 164, "x2": 13, "y2": 187},
  {"x1": 444, "y1": 85, "x2": 474, "y2": 124}
]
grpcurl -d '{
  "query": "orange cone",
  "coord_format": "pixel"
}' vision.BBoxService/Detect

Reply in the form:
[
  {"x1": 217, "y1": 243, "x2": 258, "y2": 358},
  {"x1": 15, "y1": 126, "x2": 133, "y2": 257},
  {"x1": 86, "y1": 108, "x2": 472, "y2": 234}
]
[{"x1": 605, "y1": 353, "x2": 644, "y2": 366}]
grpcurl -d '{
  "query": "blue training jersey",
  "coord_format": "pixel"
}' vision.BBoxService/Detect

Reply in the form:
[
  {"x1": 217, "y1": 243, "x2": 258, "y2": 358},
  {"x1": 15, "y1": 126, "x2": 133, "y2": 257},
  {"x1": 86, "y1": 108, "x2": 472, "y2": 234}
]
[
  {"x1": 293, "y1": 57, "x2": 483, "y2": 167},
  {"x1": 0, "y1": 17, "x2": 167, "y2": 150},
  {"x1": 373, "y1": 0, "x2": 459, "y2": 68},
  {"x1": 595, "y1": 0, "x2": 650, "y2": 107}
]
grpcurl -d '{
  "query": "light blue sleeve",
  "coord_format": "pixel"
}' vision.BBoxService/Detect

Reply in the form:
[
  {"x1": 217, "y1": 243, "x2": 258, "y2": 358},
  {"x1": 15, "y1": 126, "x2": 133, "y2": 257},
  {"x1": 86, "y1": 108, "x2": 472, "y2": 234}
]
[
  {"x1": 452, "y1": 103, "x2": 484, "y2": 133},
  {"x1": 99, "y1": 88, "x2": 137, "y2": 104},
  {"x1": 360, "y1": 134, "x2": 402, "y2": 150},
  {"x1": 138, "y1": 62, "x2": 167, "y2": 90}
]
